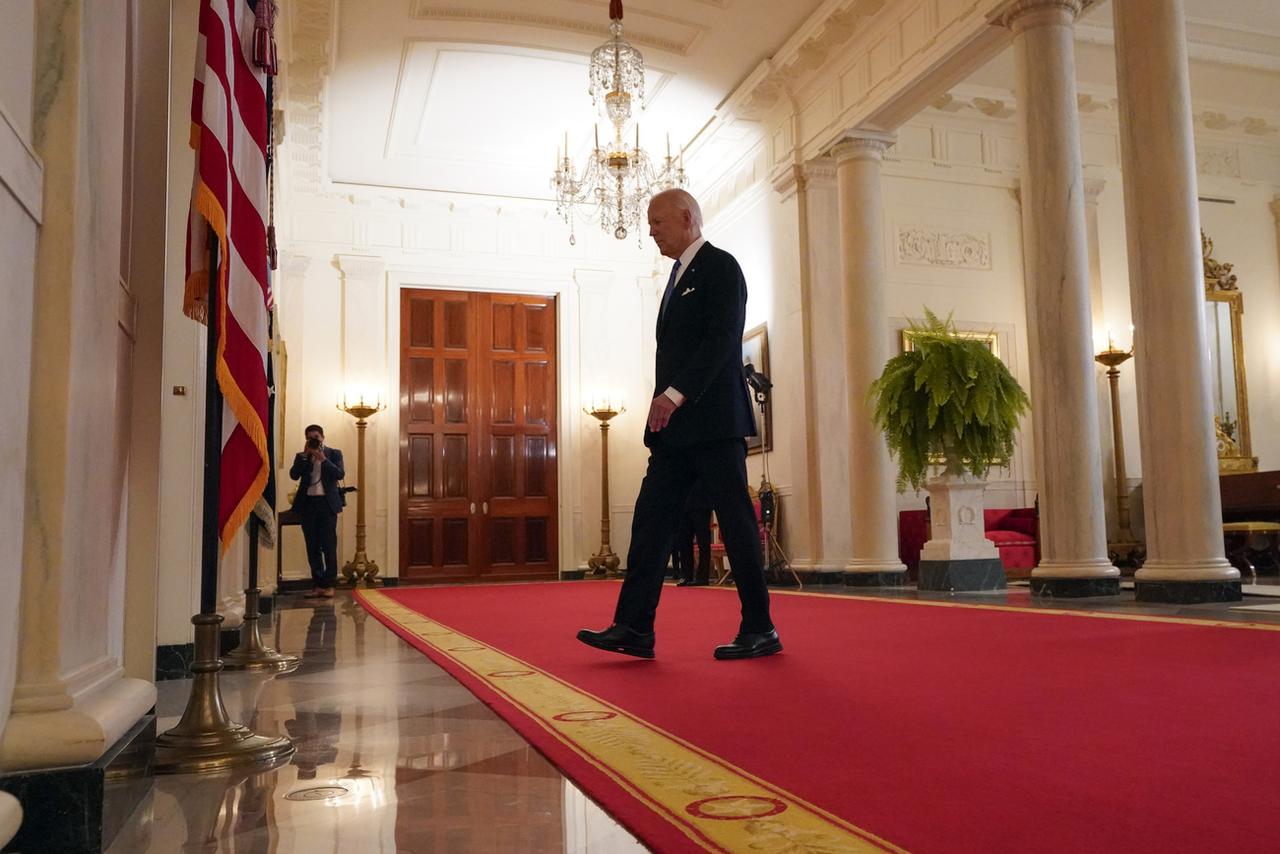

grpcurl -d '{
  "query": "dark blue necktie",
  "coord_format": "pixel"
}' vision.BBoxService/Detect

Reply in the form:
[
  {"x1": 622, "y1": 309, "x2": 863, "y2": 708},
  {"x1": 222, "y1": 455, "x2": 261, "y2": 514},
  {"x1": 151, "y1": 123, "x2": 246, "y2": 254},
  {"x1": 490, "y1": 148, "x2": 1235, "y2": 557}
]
[{"x1": 658, "y1": 260, "x2": 681, "y2": 326}]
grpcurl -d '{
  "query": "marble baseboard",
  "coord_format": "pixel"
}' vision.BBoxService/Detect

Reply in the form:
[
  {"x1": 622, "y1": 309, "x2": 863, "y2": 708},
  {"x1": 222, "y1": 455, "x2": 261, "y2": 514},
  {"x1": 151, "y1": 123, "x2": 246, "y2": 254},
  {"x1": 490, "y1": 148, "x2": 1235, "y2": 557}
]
[
  {"x1": 281, "y1": 577, "x2": 400, "y2": 593},
  {"x1": 0, "y1": 714, "x2": 155, "y2": 854},
  {"x1": 1135, "y1": 580, "x2": 1243, "y2": 604},
  {"x1": 154, "y1": 629, "x2": 242, "y2": 681},
  {"x1": 793, "y1": 569, "x2": 846, "y2": 586},
  {"x1": 843, "y1": 571, "x2": 908, "y2": 588},
  {"x1": 1030, "y1": 577, "x2": 1121, "y2": 598},
  {"x1": 918, "y1": 559, "x2": 1007, "y2": 592}
]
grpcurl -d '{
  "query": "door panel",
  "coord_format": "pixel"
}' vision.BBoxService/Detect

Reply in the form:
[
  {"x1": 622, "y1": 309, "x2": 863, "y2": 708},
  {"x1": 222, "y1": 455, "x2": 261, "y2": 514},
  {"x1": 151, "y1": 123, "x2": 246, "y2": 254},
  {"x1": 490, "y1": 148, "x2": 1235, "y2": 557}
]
[
  {"x1": 400, "y1": 290, "x2": 480, "y2": 582},
  {"x1": 479, "y1": 295, "x2": 559, "y2": 580},
  {"x1": 400, "y1": 289, "x2": 558, "y2": 582}
]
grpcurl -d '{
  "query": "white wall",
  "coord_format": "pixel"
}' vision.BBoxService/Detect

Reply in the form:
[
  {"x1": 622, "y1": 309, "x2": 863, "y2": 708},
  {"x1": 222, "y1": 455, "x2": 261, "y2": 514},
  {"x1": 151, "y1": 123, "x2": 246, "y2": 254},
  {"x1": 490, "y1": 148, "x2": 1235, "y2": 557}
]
[
  {"x1": 271, "y1": 189, "x2": 661, "y2": 579},
  {"x1": 880, "y1": 168, "x2": 1036, "y2": 510}
]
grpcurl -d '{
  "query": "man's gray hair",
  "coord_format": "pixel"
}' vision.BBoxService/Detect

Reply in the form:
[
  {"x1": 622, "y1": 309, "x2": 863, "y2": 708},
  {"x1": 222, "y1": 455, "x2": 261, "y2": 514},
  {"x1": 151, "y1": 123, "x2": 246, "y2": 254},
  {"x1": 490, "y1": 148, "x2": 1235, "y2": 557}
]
[{"x1": 651, "y1": 188, "x2": 703, "y2": 229}]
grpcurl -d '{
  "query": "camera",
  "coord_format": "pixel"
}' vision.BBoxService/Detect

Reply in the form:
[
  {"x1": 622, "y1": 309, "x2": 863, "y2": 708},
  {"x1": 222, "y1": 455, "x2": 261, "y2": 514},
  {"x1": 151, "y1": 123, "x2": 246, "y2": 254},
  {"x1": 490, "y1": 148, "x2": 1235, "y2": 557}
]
[
  {"x1": 743, "y1": 361, "x2": 772, "y2": 396},
  {"x1": 306, "y1": 437, "x2": 321, "y2": 450}
]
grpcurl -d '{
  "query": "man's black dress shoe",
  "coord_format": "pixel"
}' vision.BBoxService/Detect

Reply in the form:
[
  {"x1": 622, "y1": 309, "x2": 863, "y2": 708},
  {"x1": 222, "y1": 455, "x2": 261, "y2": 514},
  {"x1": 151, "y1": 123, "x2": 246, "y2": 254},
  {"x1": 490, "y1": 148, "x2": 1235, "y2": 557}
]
[
  {"x1": 714, "y1": 629, "x2": 782, "y2": 660},
  {"x1": 576, "y1": 624, "x2": 655, "y2": 659},
  {"x1": 674, "y1": 578, "x2": 709, "y2": 587}
]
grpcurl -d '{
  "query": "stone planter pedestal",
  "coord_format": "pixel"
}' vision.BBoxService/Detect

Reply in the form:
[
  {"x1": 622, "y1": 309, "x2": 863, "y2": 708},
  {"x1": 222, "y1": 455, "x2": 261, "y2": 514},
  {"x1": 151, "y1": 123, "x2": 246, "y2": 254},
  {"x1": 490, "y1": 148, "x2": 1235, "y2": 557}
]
[{"x1": 917, "y1": 473, "x2": 1006, "y2": 591}]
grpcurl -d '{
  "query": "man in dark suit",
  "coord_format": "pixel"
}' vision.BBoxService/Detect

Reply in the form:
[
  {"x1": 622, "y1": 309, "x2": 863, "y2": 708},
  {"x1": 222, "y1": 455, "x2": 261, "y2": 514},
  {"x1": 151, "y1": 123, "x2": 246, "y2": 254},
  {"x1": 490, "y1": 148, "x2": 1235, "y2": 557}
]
[
  {"x1": 289, "y1": 424, "x2": 345, "y2": 598},
  {"x1": 577, "y1": 189, "x2": 781, "y2": 660},
  {"x1": 672, "y1": 480, "x2": 713, "y2": 586}
]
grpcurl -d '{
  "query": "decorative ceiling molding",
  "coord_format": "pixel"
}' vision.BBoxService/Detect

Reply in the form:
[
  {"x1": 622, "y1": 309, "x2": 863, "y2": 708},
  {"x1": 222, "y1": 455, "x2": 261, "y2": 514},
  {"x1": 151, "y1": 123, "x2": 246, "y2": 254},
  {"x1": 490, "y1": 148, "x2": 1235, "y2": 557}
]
[
  {"x1": 929, "y1": 88, "x2": 1112, "y2": 120},
  {"x1": 1075, "y1": 18, "x2": 1280, "y2": 73},
  {"x1": 407, "y1": 5, "x2": 703, "y2": 56},
  {"x1": 723, "y1": 0, "x2": 885, "y2": 120},
  {"x1": 927, "y1": 85, "x2": 1280, "y2": 142}
]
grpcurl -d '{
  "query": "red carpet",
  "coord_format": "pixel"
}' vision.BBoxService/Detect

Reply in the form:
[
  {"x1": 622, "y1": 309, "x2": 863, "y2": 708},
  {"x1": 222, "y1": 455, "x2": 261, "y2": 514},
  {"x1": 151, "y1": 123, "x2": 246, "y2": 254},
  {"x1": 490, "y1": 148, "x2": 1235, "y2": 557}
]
[{"x1": 357, "y1": 582, "x2": 1280, "y2": 853}]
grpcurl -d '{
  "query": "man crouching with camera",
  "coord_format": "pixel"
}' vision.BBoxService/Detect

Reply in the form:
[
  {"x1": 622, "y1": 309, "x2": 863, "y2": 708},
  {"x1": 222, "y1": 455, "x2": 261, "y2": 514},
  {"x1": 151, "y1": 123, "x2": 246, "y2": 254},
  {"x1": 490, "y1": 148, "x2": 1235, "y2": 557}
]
[{"x1": 289, "y1": 424, "x2": 345, "y2": 599}]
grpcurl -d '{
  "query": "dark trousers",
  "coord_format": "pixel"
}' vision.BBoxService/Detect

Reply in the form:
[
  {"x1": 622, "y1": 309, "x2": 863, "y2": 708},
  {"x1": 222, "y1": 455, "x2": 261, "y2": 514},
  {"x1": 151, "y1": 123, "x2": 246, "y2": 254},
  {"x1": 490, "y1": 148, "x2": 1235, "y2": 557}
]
[
  {"x1": 298, "y1": 495, "x2": 338, "y2": 588},
  {"x1": 673, "y1": 506, "x2": 712, "y2": 582},
  {"x1": 615, "y1": 439, "x2": 771, "y2": 634}
]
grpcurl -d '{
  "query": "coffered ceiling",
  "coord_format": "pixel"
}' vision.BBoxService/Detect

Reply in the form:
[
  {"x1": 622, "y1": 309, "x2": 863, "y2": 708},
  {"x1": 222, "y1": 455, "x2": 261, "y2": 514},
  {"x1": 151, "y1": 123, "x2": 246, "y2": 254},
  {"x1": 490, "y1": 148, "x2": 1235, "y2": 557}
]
[
  {"x1": 319, "y1": 0, "x2": 831, "y2": 199},
  {"x1": 297, "y1": 0, "x2": 1280, "y2": 202}
]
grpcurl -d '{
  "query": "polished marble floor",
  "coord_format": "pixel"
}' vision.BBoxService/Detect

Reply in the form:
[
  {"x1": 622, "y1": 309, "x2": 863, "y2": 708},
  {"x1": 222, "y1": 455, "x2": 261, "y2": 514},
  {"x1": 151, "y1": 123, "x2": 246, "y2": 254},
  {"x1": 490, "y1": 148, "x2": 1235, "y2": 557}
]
[
  {"x1": 109, "y1": 594, "x2": 646, "y2": 853},
  {"x1": 110, "y1": 578, "x2": 1280, "y2": 853}
]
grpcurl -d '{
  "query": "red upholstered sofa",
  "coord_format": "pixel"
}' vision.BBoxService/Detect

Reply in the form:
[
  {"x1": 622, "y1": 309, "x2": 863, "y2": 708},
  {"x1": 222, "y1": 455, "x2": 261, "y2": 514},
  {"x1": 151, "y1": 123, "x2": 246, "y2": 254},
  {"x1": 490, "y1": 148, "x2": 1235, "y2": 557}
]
[{"x1": 897, "y1": 503, "x2": 1040, "y2": 581}]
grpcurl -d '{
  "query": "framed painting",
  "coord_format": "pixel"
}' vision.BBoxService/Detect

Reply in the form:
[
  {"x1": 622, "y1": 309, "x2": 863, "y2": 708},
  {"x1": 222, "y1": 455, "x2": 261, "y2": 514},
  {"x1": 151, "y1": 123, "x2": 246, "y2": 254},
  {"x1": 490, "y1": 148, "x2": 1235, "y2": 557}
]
[
  {"x1": 742, "y1": 323, "x2": 772, "y2": 455},
  {"x1": 901, "y1": 327, "x2": 999, "y2": 357},
  {"x1": 273, "y1": 333, "x2": 288, "y2": 465}
]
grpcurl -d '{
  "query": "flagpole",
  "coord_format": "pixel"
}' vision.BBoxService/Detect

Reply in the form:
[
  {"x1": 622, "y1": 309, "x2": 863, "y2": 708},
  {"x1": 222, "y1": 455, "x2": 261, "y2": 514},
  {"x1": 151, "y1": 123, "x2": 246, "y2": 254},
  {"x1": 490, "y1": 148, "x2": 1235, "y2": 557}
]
[
  {"x1": 199, "y1": 236, "x2": 223, "y2": 616},
  {"x1": 225, "y1": 312, "x2": 298, "y2": 672},
  {"x1": 155, "y1": 227, "x2": 294, "y2": 774}
]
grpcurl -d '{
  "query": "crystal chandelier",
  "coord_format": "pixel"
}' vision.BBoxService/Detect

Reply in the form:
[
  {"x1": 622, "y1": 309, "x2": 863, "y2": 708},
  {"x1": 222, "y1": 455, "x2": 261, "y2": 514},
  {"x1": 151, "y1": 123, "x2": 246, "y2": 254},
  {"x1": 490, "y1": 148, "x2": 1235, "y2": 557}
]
[{"x1": 551, "y1": 0, "x2": 686, "y2": 244}]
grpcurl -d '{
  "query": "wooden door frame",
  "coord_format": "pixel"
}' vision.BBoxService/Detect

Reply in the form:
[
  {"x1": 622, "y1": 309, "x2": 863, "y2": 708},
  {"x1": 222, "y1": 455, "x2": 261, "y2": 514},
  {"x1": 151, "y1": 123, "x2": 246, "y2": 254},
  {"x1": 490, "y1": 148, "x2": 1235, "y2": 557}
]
[{"x1": 385, "y1": 271, "x2": 581, "y2": 579}]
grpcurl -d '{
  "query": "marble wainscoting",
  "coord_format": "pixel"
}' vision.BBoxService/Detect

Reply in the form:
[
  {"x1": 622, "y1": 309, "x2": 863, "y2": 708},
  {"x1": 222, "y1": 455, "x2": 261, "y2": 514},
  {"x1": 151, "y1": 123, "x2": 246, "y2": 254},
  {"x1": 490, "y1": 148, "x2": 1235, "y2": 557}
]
[
  {"x1": 0, "y1": 715, "x2": 155, "y2": 854},
  {"x1": 110, "y1": 593, "x2": 644, "y2": 853}
]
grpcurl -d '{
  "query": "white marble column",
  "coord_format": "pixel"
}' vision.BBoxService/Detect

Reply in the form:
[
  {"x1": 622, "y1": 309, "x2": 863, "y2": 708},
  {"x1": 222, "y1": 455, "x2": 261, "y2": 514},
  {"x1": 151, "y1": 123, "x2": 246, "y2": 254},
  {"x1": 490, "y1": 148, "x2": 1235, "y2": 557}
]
[
  {"x1": 799, "y1": 160, "x2": 855, "y2": 571},
  {"x1": 1004, "y1": 0, "x2": 1118, "y2": 595},
  {"x1": 1083, "y1": 178, "x2": 1118, "y2": 538},
  {"x1": 771, "y1": 165, "x2": 829, "y2": 577},
  {"x1": 0, "y1": 0, "x2": 39, "y2": 837},
  {"x1": 831, "y1": 133, "x2": 907, "y2": 585},
  {"x1": 1, "y1": 0, "x2": 155, "y2": 772},
  {"x1": 1113, "y1": 0, "x2": 1239, "y2": 600}
]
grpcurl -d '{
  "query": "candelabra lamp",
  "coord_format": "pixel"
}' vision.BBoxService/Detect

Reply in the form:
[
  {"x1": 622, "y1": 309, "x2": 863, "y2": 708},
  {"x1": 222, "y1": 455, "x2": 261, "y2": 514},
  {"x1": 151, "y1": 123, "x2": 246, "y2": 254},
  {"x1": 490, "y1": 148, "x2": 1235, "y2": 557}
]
[
  {"x1": 585, "y1": 403, "x2": 624, "y2": 575},
  {"x1": 1094, "y1": 345, "x2": 1145, "y2": 569},
  {"x1": 338, "y1": 395, "x2": 386, "y2": 586}
]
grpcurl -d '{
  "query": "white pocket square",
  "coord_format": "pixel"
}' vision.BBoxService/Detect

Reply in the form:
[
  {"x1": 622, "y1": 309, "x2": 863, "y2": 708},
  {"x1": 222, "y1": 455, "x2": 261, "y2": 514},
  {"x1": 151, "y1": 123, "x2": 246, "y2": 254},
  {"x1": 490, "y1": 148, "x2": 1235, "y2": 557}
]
[{"x1": 681, "y1": 287, "x2": 696, "y2": 296}]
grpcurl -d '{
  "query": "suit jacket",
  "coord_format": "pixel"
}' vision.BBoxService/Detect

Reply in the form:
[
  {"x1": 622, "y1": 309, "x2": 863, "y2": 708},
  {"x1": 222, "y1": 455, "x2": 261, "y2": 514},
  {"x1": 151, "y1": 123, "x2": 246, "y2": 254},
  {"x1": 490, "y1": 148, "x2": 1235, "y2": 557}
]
[
  {"x1": 645, "y1": 241, "x2": 757, "y2": 449},
  {"x1": 289, "y1": 447, "x2": 345, "y2": 514}
]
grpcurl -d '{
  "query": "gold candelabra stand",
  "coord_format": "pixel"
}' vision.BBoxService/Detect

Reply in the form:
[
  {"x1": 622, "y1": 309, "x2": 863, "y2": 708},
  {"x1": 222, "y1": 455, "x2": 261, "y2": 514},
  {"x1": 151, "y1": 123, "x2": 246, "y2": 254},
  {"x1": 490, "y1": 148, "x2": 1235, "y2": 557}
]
[
  {"x1": 1095, "y1": 344, "x2": 1145, "y2": 568},
  {"x1": 585, "y1": 403, "x2": 624, "y2": 575},
  {"x1": 338, "y1": 396, "x2": 386, "y2": 586}
]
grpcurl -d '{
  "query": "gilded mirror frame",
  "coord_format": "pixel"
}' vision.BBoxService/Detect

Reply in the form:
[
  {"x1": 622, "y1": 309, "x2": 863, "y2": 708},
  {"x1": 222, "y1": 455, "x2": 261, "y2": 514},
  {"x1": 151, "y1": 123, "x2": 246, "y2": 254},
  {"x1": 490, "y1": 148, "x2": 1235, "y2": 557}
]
[{"x1": 1203, "y1": 232, "x2": 1257, "y2": 474}]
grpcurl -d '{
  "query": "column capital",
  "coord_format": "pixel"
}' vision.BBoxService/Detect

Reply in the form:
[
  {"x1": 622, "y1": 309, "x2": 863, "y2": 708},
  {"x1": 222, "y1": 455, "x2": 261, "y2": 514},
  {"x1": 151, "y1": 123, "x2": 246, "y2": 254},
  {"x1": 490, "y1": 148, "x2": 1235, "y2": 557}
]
[
  {"x1": 802, "y1": 157, "x2": 838, "y2": 187},
  {"x1": 280, "y1": 251, "x2": 312, "y2": 278},
  {"x1": 333, "y1": 253, "x2": 387, "y2": 282},
  {"x1": 830, "y1": 131, "x2": 896, "y2": 164},
  {"x1": 1269, "y1": 196, "x2": 1280, "y2": 223},
  {"x1": 994, "y1": 0, "x2": 1085, "y2": 30}
]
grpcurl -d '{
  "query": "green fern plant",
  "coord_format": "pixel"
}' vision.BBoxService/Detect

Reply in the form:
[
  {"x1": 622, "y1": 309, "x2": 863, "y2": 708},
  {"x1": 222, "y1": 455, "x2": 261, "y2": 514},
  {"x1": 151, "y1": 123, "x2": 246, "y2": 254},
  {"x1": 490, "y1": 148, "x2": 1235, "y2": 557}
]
[{"x1": 868, "y1": 309, "x2": 1030, "y2": 492}]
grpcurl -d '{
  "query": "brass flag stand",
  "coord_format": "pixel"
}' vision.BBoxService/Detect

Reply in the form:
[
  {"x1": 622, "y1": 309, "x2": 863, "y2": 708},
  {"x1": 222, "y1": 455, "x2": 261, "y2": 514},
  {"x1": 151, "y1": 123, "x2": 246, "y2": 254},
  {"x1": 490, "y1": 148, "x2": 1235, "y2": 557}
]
[
  {"x1": 155, "y1": 232, "x2": 294, "y2": 774},
  {"x1": 222, "y1": 515, "x2": 300, "y2": 673}
]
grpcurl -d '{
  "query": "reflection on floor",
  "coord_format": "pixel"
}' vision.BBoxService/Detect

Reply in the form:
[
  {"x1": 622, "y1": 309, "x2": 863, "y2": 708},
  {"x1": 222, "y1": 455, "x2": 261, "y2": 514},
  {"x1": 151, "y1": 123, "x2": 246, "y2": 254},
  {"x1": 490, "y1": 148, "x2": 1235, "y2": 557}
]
[
  {"x1": 110, "y1": 578, "x2": 1280, "y2": 852},
  {"x1": 109, "y1": 594, "x2": 646, "y2": 853}
]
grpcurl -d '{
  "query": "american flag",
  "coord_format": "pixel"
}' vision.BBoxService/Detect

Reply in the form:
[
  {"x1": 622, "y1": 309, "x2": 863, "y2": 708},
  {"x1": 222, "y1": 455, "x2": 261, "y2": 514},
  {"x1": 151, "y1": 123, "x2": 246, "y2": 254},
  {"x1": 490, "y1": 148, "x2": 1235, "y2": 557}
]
[{"x1": 184, "y1": 0, "x2": 273, "y2": 552}]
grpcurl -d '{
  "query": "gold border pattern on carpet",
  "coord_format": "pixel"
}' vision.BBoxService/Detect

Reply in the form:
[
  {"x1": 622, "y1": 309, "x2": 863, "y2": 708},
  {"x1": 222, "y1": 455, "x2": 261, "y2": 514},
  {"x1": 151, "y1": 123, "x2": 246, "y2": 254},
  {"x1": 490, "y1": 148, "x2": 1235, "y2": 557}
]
[{"x1": 358, "y1": 589, "x2": 902, "y2": 854}]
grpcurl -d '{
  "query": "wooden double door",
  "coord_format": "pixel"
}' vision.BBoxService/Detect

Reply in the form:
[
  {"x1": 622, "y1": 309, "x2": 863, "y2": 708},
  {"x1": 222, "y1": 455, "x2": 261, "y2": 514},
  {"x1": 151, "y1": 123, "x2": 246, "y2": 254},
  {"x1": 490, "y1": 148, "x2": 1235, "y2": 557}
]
[{"x1": 399, "y1": 289, "x2": 559, "y2": 582}]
